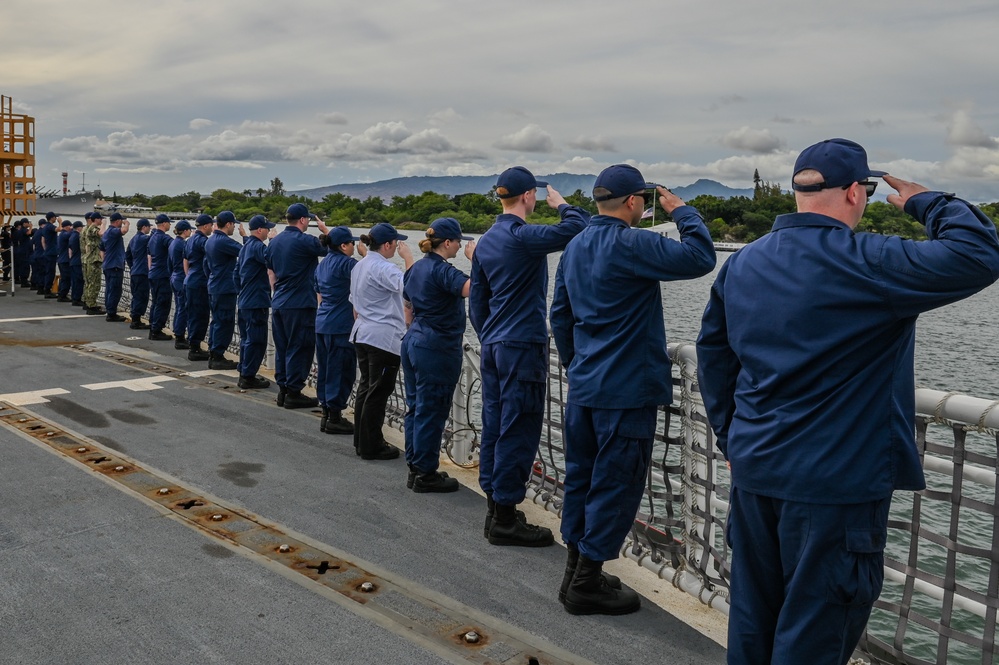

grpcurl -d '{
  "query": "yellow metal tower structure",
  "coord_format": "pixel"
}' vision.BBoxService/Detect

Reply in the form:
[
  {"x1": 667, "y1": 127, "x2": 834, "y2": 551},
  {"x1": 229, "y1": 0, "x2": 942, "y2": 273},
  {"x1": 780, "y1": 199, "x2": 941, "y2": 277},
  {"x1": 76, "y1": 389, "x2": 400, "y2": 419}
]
[{"x1": 1, "y1": 94, "x2": 36, "y2": 221}]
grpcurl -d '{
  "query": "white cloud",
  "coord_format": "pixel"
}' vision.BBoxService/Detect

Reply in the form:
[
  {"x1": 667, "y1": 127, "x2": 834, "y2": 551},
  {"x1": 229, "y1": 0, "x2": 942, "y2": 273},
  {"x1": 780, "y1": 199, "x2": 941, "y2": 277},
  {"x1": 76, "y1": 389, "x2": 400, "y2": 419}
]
[
  {"x1": 428, "y1": 108, "x2": 462, "y2": 126},
  {"x1": 494, "y1": 125, "x2": 556, "y2": 153},
  {"x1": 189, "y1": 118, "x2": 215, "y2": 130},
  {"x1": 947, "y1": 110, "x2": 998, "y2": 149},
  {"x1": 319, "y1": 112, "x2": 349, "y2": 125},
  {"x1": 722, "y1": 127, "x2": 784, "y2": 154}
]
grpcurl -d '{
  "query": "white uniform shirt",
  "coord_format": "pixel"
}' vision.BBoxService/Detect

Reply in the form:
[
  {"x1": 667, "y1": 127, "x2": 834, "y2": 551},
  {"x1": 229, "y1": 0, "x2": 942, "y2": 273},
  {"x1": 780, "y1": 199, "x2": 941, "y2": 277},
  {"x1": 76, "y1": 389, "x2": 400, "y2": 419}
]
[{"x1": 349, "y1": 251, "x2": 406, "y2": 355}]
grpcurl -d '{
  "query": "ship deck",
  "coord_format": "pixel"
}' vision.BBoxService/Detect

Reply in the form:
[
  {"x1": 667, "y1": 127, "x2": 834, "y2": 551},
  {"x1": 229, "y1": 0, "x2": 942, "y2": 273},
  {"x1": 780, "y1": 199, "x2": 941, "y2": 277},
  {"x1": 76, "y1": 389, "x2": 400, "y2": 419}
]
[{"x1": 0, "y1": 291, "x2": 727, "y2": 665}]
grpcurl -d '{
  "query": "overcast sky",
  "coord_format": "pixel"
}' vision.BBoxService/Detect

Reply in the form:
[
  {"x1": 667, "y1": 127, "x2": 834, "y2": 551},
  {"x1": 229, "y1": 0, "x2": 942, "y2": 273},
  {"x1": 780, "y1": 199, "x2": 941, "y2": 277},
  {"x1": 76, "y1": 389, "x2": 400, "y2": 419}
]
[{"x1": 7, "y1": 1, "x2": 999, "y2": 201}]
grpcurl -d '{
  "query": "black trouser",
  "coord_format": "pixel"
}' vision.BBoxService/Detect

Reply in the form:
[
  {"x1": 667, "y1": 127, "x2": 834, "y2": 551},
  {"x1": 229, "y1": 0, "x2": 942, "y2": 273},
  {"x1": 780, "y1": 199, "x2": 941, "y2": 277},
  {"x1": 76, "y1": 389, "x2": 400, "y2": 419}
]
[{"x1": 353, "y1": 342, "x2": 400, "y2": 456}]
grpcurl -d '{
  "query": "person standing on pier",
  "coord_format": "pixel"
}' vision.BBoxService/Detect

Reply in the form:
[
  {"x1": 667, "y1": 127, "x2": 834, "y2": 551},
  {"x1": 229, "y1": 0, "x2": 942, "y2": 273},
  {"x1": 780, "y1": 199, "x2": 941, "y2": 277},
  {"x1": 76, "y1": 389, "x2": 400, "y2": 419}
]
[
  {"x1": 205, "y1": 211, "x2": 245, "y2": 369},
  {"x1": 126, "y1": 218, "x2": 151, "y2": 329},
  {"x1": 81, "y1": 212, "x2": 105, "y2": 315},
  {"x1": 314, "y1": 226, "x2": 361, "y2": 434},
  {"x1": 55, "y1": 220, "x2": 73, "y2": 302},
  {"x1": 469, "y1": 166, "x2": 589, "y2": 547},
  {"x1": 147, "y1": 214, "x2": 174, "y2": 341},
  {"x1": 40, "y1": 212, "x2": 59, "y2": 298},
  {"x1": 550, "y1": 164, "x2": 716, "y2": 615},
  {"x1": 12, "y1": 218, "x2": 32, "y2": 288},
  {"x1": 168, "y1": 220, "x2": 193, "y2": 348},
  {"x1": 350, "y1": 222, "x2": 413, "y2": 460},
  {"x1": 235, "y1": 215, "x2": 275, "y2": 390},
  {"x1": 30, "y1": 218, "x2": 44, "y2": 292},
  {"x1": 184, "y1": 214, "x2": 214, "y2": 360},
  {"x1": 267, "y1": 203, "x2": 328, "y2": 409},
  {"x1": 400, "y1": 218, "x2": 475, "y2": 492},
  {"x1": 102, "y1": 212, "x2": 130, "y2": 322},
  {"x1": 697, "y1": 138, "x2": 999, "y2": 665},
  {"x1": 68, "y1": 221, "x2": 84, "y2": 306}
]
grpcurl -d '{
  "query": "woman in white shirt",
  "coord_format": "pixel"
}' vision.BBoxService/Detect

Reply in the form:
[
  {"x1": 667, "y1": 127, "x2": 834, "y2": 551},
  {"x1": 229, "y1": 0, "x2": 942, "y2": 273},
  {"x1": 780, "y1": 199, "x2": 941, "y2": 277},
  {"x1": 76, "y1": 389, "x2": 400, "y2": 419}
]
[{"x1": 349, "y1": 223, "x2": 414, "y2": 461}]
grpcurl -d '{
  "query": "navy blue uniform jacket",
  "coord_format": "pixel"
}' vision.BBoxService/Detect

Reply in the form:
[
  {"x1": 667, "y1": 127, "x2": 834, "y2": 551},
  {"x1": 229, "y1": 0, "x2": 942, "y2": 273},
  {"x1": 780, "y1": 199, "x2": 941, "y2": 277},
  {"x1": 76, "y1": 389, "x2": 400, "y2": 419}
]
[
  {"x1": 551, "y1": 208, "x2": 716, "y2": 409},
  {"x1": 697, "y1": 192, "x2": 999, "y2": 504},
  {"x1": 266, "y1": 226, "x2": 327, "y2": 310},
  {"x1": 102, "y1": 227, "x2": 126, "y2": 270},
  {"x1": 469, "y1": 205, "x2": 589, "y2": 344},
  {"x1": 403, "y1": 252, "x2": 469, "y2": 352},
  {"x1": 183, "y1": 231, "x2": 209, "y2": 288},
  {"x1": 205, "y1": 230, "x2": 242, "y2": 295},
  {"x1": 314, "y1": 251, "x2": 356, "y2": 335},
  {"x1": 236, "y1": 236, "x2": 272, "y2": 310},
  {"x1": 126, "y1": 233, "x2": 150, "y2": 276},
  {"x1": 147, "y1": 229, "x2": 171, "y2": 279}
]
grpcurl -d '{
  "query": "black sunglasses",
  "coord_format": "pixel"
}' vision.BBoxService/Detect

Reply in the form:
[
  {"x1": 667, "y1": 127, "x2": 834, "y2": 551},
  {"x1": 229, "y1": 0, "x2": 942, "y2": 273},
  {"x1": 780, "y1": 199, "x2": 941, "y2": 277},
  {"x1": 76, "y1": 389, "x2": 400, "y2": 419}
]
[{"x1": 630, "y1": 191, "x2": 654, "y2": 204}]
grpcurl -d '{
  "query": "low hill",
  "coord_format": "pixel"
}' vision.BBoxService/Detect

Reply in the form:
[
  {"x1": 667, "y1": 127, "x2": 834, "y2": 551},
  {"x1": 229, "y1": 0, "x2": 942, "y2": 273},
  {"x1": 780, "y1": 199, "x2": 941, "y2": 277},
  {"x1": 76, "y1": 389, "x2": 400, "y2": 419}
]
[{"x1": 292, "y1": 174, "x2": 753, "y2": 202}]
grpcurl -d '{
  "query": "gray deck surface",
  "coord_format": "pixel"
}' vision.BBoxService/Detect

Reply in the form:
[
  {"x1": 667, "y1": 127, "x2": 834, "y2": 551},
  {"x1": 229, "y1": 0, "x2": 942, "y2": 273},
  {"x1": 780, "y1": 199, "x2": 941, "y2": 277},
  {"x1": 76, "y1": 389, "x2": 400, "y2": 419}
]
[{"x1": 0, "y1": 292, "x2": 727, "y2": 665}]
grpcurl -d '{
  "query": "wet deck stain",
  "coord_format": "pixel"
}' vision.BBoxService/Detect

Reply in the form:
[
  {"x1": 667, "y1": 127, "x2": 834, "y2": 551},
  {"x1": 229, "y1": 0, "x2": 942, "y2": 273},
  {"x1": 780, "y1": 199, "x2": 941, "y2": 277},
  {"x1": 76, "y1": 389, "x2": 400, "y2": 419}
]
[
  {"x1": 91, "y1": 435, "x2": 126, "y2": 453},
  {"x1": 218, "y1": 461, "x2": 265, "y2": 487},
  {"x1": 44, "y1": 396, "x2": 110, "y2": 428},
  {"x1": 201, "y1": 543, "x2": 235, "y2": 559},
  {"x1": 106, "y1": 409, "x2": 156, "y2": 425}
]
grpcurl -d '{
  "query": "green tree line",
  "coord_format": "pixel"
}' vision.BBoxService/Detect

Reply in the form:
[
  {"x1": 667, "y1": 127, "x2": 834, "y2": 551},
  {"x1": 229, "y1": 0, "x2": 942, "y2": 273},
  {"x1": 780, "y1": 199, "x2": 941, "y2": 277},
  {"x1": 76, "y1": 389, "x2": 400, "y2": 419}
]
[{"x1": 117, "y1": 178, "x2": 999, "y2": 242}]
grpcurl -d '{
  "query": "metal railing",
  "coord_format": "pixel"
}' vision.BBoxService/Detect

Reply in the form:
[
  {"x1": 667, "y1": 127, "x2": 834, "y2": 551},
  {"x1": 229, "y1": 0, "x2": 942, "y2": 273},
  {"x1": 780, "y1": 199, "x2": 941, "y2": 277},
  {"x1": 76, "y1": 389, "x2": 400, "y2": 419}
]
[{"x1": 112, "y1": 273, "x2": 998, "y2": 664}]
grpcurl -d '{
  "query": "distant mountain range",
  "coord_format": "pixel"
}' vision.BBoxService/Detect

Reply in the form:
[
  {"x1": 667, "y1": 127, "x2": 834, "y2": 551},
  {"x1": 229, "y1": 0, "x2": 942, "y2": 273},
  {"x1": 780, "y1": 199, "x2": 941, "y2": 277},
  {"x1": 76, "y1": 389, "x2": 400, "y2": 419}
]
[{"x1": 291, "y1": 174, "x2": 754, "y2": 202}]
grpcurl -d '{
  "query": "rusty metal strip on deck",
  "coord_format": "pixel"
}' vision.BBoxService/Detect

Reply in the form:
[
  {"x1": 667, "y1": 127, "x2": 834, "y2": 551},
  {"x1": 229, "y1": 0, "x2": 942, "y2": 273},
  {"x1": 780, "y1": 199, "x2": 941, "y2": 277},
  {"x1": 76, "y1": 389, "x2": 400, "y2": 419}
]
[{"x1": 0, "y1": 403, "x2": 590, "y2": 665}]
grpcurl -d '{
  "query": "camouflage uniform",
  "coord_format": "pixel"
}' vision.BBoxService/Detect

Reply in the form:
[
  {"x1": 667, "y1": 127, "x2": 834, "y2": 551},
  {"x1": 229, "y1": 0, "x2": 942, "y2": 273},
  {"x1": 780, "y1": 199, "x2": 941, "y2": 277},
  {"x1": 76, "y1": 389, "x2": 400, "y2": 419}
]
[{"x1": 81, "y1": 224, "x2": 103, "y2": 308}]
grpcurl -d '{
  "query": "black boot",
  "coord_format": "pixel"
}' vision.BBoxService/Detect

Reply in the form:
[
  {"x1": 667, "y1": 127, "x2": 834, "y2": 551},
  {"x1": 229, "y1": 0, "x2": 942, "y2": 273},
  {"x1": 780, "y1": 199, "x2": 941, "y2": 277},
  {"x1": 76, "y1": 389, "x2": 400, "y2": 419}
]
[
  {"x1": 187, "y1": 342, "x2": 210, "y2": 361},
  {"x1": 276, "y1": 386, "x2": 287, "y2": 407},
  {"x1": 559, "y1": 543, "x2": 622, "y2": 604},
  {"x1": 483, "y1": 495, "x2": 527, "y2": 539},
  {"x1": 283, "y1": 390, "x2": 318, "y2": 409},
  {"x1": 563, "y1": 557, "x2": 640, "y2": 616},
  {"x1": 174, "y1": 335, "x2": 190, "y2": 350},
  {"x1": 208, "y1": 354, "x2": 238, "y2": 370},
  {"x1": 149, "y1": 330, "x2": 173, "y2": 341},
  {"x1": 325, "y1": 410, "x2": 354, "y2": 434},
  {"x1": 237, "y1": 375, "x2": 270, "y2": 390},
  {"x1": 412, "y1": 471, "x2": 459, "y2": 494},
  {"x1": 407, "y1": 464, "x2": 417, "y2": 489},
  {"x1": 487, "y1": 503, "x2": 554, "y2": 547},
  {"x1": 320, "y1": 405, "x2": 329, "y2": 432}
]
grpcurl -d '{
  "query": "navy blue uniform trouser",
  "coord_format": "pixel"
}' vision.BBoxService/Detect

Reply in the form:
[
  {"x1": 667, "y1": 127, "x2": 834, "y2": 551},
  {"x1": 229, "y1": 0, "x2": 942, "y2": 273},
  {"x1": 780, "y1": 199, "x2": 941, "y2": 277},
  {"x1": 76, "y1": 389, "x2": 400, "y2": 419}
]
[
  {"x1": 44, "y1": 255, "x2": 57, "y2": 291},
  {"x1": 316, "y1": 332, "x2": 356, "y2": 411},
  {"x1": 148, "y1": 277, "x2": 171, "y2": 332},
  {"x1": 726, "y1": 487, "x2": 889, "y2": 665},
  {"x1": 171, "y1": 278, "x2": 187, "y2": 337},
  {"x1": 15, "y1": 251, "x2": 30, "y2": 284},
  {"x1": 271, "y1": 307, "x2": 315, "y2": 392},
  {"x1": 402, "y1": 336, "x2": 460, "y2": 474},
  {"x1": 561, "y1": 403, "x2": 657, "y2": 562},
  {"x1": 70, "y1": 264, "x2": 84, "y2": 302},
  {"x1": 353, "y1": 342, "x2": 400, "y2": 456},
  {"x1": 30, "y1": 255, "x2": 41, "y2": 288},
  {"x1": 104, "y1": 268, "x2": 124, "y2": 314},
  {"x1": 237, "y1": 308, "x2": 269, "y2": 378},
  {"x1": 185, "y1": 284, "x2": 209, "y2": 344},
  {"x1": 130, "y1": 273, "x2": 149, "y2": 320},
  {"x1": 57, "y1": 262, "x2": 71, "y2": 297},
  {"x1": 208, "y1": 292, "x2": 237, "y2": 355},
  {"x1": 477, "y1": 341, "x2": 547, "y2": 506}
]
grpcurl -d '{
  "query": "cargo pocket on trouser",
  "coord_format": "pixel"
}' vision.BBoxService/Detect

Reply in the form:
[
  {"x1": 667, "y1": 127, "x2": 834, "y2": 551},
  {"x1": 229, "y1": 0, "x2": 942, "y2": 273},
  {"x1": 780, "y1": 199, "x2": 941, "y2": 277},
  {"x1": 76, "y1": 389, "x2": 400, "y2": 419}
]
[
  {"x1": 608, "y1": 409, "x2": 656, "y2": 485},
  {"x1": 826, "y1": 501, "x2": 888, "y2": 608},
  {"x1": 514, "y1": 369, "x2": 547, "y2": 414}
]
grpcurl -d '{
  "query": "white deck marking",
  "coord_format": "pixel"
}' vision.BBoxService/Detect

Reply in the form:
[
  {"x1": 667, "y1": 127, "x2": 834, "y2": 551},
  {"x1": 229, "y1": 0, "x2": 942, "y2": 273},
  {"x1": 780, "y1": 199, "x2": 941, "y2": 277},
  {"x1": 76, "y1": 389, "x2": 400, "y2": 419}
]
[
  {"x1": 0, "y1": 315, "x2": 92, "y2": 323},
  {"x1": 81, "y1": 377, "x2": 177, "y2": 392},
  {"x1": 181, "y1": 370, "x2": 240, "y2": 378},
  {"x1": 0, "y1": 388, "x2": 71, "y2": 405}
]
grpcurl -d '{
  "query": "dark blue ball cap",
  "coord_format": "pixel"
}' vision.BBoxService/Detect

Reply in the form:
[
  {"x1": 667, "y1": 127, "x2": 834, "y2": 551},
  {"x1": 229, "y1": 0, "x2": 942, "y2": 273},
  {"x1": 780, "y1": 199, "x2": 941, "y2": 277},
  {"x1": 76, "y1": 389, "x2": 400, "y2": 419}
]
[
  {"x1": 216, "y1": 210, "x2": 237, "y2": 225},
  {"x1": 72, "y1": 221, "x2": 84, "y2": 228},
  {"x1": 135, "y1": 218, "x2": 151, "y2": 229},
  {"x1": 109, "y1": 212, "x2": 125, "y2": 222},
  {"x1": 368, "y1": 222, "x2": 407, "y2": 244},
  {"x1": 286, "y1": 203, "x2": 310, "y2": 220},
  {"x1": 248, "y1": 215, "x2": 276, "y2": 231},
  {"x1": 84, "y1": 212, "x2": 93, "y2": 220},
  {"x1": 175, "y1": 220, "x2": 193, "y2": 232},
  {"x1": 792, "y1": 138, "x2": 887, "y2": 191},
  {"x1": 327, "y1": 226, "x2": 360, "y2": 245},
  {"x1": 60, "y1": 220, "x2": 73, "y2": 227},
  {"x1": 155, "y1": 213, "x2": 172, "y2": 224},
  {"x1": 495, "y1": 166, "x2": 548, "y2": 199},
  {"x1": 593, "y1": 164, "x2": 654, "y2": 201},
  {"x1": 91, "y1": 211, "x2": 104, "y2": 220},
  {"x1": 45, "y1": 211, "x2": 57, "y2": 219},
  {"x1": 195, "y1": 214, "x2": 214, "y2": 227},
  {"x1": 428, "y1": 217, "x2": 472, "y2": 241}
]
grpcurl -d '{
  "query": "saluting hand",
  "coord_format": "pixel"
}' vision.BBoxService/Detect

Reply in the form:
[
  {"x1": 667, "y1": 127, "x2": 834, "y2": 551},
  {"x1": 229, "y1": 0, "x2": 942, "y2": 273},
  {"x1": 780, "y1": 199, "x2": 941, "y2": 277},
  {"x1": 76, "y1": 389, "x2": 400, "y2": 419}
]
[
  {"x1": 545, "y1": 185, "x2": 567, "y2": 209},
  {"x1": 657, "y1": 186, "x2": 685, "y2": 214},
  {"x1": 884, "y1": 175, "x2": 929, "y2": 212},
  {"x1": 238, "y1": 223, "x2": 247, "y2": 237},
  {"x1": 464, "y1": 239, "x2": 476, "y2": 260}
]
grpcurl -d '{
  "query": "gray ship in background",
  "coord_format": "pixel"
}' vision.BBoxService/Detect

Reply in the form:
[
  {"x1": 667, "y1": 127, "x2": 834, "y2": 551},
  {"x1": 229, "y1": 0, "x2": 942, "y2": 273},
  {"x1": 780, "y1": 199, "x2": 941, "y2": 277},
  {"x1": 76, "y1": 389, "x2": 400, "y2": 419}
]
[{"x1": 29, "y1": 172, "x2": 104, "y2": 217}]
